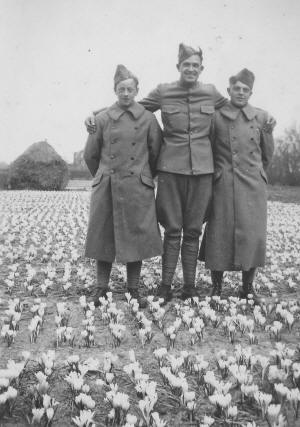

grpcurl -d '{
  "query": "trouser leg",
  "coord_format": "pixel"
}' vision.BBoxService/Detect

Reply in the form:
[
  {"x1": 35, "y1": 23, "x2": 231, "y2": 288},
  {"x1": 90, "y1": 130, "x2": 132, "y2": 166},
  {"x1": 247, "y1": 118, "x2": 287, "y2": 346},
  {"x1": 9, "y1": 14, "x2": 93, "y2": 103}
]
[
  {"x1": 126, "y1": 261, "x2": 142, "y2": 290},
  {"x1": 94, "y1": 261, "x2": 112, "y2": 306},
  {"x1": 182, "y1": 174, "x2": 213, "y2": 293},
  {"x1": 156, "y1": 172, "x2": 184, "y2": 289},
  {"x1": 210, "y1": 270, "x2": 224, "y2": 296},
  {"x1": 96, "y1": 260, "x2": 112, "y2": 288},
  {"x1": 241, "y1": 267, "x2": 261, "y2": 304},
  {"x1": 242, "y1": 268, "x2": 256, "y2": 286},
  {"x1": 127, "y1": 261, "x2": 146, "y2": 308}
]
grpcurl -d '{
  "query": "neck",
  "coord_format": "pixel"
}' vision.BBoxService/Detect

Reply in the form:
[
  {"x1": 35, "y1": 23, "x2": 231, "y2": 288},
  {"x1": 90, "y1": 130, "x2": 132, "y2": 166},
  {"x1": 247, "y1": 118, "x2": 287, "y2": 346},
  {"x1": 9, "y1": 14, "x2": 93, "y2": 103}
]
[
  {"x1": 230, "y1": 101, "x2": 248, "y2": 109},
  {"x1": 179, "y1": 79, "x2": 198, "y2": 88}
]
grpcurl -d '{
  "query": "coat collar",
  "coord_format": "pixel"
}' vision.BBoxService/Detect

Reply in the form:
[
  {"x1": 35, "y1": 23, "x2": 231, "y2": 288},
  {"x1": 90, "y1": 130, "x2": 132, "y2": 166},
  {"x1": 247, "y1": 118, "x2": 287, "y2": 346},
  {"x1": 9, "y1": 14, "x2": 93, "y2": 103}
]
[
  {"x1": 220, "y1": 102, "x2": 257, "y2": 121},
  {"x1": 107, "y1": 102, "x2": 145, "y2": 120}
]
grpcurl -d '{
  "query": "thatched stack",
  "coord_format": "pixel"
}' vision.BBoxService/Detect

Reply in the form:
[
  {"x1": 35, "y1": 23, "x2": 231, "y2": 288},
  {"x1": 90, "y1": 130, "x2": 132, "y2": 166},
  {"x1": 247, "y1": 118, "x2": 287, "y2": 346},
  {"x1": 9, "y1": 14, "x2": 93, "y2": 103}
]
[{"x1": 9, "y1": 141, "x2": 69, "y2": 190}]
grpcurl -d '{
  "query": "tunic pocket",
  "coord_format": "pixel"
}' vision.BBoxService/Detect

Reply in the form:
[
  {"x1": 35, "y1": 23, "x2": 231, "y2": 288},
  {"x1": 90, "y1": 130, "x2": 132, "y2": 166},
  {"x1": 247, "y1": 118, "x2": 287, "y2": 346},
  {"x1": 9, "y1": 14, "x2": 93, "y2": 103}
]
[
  {"x1": 161, "y1": 105, "x2": 187, "y2": 131},
  {"x1": 198, "y1": 105, "x2": 215, "y2": 132},
  {"x1": 200, "y1": 105, "x2": 215, "y2": 114}
]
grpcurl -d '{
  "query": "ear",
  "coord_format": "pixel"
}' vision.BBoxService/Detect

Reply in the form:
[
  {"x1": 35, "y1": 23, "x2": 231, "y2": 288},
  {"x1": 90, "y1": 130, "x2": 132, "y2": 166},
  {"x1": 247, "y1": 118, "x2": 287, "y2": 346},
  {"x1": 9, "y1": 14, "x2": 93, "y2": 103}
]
[
  {"x1": 249, "y1": 90, "x2": 253, "y2": 98},
  {"x1": 176, "y1": 63, "x2": 180, "y2": 71},
  {"x1": 199, "y1": 65, "x2": 204, "y2": 73},
  {"x1": 227, "y1": 87, "x2": 230, "y2": 96}
]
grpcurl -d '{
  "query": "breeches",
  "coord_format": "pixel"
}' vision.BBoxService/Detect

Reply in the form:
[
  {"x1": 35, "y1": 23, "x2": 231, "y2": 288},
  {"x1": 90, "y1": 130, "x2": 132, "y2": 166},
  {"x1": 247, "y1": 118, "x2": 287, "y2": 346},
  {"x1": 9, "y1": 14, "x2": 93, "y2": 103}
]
[{"x1": 156, "y1": 172, "x2": 213, "y2": 238}]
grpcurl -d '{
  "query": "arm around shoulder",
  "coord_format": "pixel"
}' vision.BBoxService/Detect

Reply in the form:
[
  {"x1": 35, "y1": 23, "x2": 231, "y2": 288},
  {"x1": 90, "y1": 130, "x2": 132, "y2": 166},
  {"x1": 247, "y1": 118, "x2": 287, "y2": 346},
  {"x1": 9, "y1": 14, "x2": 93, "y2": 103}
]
[
  {"x1": 139, "y1": 85, "x2": 162, "y2": 113},
  {"x1": 147, "y1": 113, "x2": 163, "y2": 177}
]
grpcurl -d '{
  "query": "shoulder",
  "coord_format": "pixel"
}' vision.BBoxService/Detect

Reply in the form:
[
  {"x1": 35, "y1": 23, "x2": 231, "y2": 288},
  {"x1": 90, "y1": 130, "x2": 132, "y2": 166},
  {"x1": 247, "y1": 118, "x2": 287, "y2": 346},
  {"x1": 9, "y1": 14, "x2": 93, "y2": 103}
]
[
  {"x1": 253, "y1": 106, "x2": 268, "y2": 120},
  {"x1": 199, "y1": 82, "x2": 219, "y2": 94},
  {"x1": 95, "y1": 107, "x2": 110, "y2": 124},
  {"x1": 155, "y1": 81, "x2": 179, "y2": 92}
]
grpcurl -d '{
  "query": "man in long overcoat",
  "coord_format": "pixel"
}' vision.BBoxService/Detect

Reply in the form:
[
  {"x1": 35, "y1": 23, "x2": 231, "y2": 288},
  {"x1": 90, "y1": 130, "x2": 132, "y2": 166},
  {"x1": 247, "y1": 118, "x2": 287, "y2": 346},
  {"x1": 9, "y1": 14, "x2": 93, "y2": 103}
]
[
  {"x1": 84, "y1": 65, "x2": 163, "y2": 307},
  {"x1": 199, "y1": 69, "x2": 274, "y2": 301}
]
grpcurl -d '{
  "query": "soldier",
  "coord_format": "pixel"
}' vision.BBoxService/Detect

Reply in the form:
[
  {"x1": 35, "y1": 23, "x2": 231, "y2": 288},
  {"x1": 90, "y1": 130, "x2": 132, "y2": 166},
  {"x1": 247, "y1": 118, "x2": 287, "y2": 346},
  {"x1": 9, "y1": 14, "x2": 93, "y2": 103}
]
[
  {"x1": 199, "y1": 69, "x2": 274, "y2": 303},
  {"x1": 84, "y1": 65, "x2": 163, "y2": 308},
  {"x1": 85, "y1": 44, "x2": 274, "y2": 304}
]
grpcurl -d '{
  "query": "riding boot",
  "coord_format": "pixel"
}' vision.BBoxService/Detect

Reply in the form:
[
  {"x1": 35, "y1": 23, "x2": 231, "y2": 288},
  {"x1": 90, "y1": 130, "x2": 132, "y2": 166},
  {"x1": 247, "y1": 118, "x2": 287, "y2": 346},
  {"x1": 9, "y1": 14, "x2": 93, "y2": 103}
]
[
  {"x1": 181, "y1": 237, "x2": 199, "y2": 300},
  {"x1": 157, "y1": 236, "x2": 180, "y2": 304}
]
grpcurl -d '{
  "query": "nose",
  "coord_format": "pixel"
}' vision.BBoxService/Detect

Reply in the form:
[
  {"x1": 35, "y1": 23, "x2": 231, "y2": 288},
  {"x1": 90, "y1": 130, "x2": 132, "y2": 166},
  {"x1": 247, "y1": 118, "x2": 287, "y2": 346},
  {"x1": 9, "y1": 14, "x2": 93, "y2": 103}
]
[{"x1": 123, "y1": 89, "x2": 129, "y2": 96}]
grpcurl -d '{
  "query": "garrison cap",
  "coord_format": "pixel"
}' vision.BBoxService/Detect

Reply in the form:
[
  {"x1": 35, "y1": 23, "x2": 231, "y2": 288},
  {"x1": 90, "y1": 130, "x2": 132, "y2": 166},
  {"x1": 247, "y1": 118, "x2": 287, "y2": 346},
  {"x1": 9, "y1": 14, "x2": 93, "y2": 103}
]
[
  {"x1": 114, "y1": 64, "x2": 139, "y2": 90},
  {"x1": 178, "y1": 43, "x2": 203, "y2": 64},
  {"x1": 229, "y1": 68, "x2": 255, "y2": 90}
]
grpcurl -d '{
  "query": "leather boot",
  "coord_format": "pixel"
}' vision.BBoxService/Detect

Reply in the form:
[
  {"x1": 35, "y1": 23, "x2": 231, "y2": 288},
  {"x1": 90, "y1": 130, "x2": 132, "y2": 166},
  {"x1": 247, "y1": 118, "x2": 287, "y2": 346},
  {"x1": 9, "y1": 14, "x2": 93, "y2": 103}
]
[
  {"x1": 181, "y1": 236, "x2": 199, "y2": 300},
  {"x1": 94, "y1": 287, "x2": 109, "y2": 307},
  {"x1": 156, "y1": 284, "x2": 172, "y2": 305},
  {"x1": 210, "y1": 271, "x2": 224, "y2": 297},
  {"x1": 128, "y1": 288, "x2": 147, "y2": 309}
]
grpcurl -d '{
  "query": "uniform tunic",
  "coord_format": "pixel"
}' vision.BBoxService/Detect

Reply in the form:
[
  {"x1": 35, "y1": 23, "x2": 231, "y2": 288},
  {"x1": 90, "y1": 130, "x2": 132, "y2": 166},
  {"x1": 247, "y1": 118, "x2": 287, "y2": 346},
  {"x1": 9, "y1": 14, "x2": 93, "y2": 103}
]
[
  {"x1": 201, "y1": 103, "x2": 274, "y2": 270},
  {"x1": 140, "y1": 80, "x2": 227, "y2": 175},
  {"x1": 84, "y1": 102, "x2": 163, "y2": 263}
]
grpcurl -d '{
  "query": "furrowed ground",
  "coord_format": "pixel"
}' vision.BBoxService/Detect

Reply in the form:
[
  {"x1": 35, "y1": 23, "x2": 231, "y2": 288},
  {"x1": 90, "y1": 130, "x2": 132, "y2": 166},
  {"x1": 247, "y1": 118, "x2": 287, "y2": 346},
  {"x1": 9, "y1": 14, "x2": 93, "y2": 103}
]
[{"x1": 0, "y1": 186, "x2": 299, "y2": 427}]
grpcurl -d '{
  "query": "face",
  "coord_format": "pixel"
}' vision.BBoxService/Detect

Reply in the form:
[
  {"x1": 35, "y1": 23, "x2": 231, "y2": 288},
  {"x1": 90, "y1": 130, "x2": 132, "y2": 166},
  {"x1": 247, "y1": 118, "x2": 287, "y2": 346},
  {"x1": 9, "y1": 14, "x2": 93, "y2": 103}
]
[
  {"x1": 115, "y1": 78, "x2": 138, "y2": 108},
  {"x1": 227, "y1": 81, "x2": 252, "y2": 108},
  {"x1": 177, "y1": 54, "x2": 203, "y2": 85}
]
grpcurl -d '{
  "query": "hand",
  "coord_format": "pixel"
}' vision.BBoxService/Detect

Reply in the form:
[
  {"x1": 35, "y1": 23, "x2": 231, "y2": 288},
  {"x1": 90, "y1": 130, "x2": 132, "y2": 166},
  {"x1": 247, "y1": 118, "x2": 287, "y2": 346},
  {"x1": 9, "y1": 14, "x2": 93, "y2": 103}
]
[
  {"x1": 263, "y1": 114, "x2": 276, "y2": 133},
  {"x1": 84, "y1": 115, "x2": 96, "y2": 134}
]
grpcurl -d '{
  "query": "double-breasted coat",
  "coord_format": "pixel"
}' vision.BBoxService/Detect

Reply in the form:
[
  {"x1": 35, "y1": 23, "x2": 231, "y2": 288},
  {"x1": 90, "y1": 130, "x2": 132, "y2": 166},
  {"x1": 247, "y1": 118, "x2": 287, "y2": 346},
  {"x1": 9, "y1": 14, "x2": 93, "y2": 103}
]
[
  {"x1": 200, "y1": 102, "x2": 274, "y2": 271},
  {"x1": 84, "y1": 102, "x2": 163, "y2": 263}
]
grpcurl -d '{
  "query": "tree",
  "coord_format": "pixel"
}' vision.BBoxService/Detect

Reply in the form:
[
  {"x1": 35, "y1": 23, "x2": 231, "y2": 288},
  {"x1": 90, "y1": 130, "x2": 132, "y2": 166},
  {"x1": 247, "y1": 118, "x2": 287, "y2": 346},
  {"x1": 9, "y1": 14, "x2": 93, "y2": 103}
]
[{"x1": 268, "y1": 126, "x2": 300, "y2": 186}]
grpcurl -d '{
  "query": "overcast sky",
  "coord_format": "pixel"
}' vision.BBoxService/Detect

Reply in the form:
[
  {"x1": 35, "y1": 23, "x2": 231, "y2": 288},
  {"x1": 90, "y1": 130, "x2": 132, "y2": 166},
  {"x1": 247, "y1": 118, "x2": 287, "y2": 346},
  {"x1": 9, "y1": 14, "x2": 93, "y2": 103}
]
[{"x1": 1, "y1": 0, "x2": 300, "y2": 163}]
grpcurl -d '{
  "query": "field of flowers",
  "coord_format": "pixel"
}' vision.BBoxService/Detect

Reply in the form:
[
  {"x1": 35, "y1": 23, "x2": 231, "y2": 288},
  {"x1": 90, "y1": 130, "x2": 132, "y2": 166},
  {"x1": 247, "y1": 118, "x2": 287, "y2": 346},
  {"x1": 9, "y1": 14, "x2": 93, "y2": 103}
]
[{"x1": 0, "y1": 189, "x2": 300, "y2": 427}]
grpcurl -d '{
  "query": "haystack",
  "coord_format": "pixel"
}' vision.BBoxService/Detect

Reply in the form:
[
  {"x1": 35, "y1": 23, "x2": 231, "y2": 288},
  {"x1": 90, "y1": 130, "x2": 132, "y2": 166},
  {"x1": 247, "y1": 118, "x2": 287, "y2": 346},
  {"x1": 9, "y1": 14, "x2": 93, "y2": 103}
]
[{"x1": 9, "y1": 141, "x2": 69, "y2": 190}]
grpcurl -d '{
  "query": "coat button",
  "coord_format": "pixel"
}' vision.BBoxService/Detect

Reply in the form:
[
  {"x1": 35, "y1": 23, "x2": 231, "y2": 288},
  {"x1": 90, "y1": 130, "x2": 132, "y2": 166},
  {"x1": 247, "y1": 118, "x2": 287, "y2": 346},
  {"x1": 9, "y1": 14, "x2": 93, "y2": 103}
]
[
  {"x1": 110, "y1": 155, "x2": 115, "y2": 159},
  {"x1": 132, "y1": 142, "x2": 136, "y2": 146},
  {"x1": 131, "y1": 157, "x2": 135, "y2": 160},
  {"x1": 111, "y1": 139, "x2": 117, "y2": 144},
  {"x1": 231, "y1": 125, "x2": 235, "y2": 129},
  {"x1": 110, "y1": 169, "x2": 114, "y2": 174},
  {"x1": 130, "y1": 171, "x2": 134, "y2": 175}
]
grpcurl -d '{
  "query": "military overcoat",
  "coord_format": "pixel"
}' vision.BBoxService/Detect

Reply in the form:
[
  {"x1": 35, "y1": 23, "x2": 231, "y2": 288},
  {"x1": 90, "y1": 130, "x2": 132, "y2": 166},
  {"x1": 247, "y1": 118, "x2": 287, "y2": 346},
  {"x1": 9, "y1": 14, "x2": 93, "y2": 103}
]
[
  {"x1": 84, "y1": 102, "x2": 163, "y2": 263},
  {"x1": 200, "y1": 103, "x2": 274, "y2": 270}
]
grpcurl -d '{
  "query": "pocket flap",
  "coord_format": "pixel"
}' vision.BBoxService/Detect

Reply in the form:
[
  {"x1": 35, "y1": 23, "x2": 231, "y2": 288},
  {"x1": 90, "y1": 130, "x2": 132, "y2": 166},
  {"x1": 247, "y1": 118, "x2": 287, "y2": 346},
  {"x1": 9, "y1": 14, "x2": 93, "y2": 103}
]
[
  {"x1": 140, "y1": 174, "x2": 155, "y2": 188},
  {"x1": 162, "y1": 106, "x2": 180, "y2": 114},
  {"x1": 201, "y1": 105, "x2": 215, "y2": 114},
  {"x1": 92, "y1": 172, "x2": 103, "y2": 187}
]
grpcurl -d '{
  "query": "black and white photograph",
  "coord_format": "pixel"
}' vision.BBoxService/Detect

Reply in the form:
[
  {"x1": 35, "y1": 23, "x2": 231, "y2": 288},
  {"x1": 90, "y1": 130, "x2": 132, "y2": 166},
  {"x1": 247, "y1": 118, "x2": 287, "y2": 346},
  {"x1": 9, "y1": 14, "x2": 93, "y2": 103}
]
[{"x1": 0, "y1": 0, "x2": 300, "y2": 426}]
